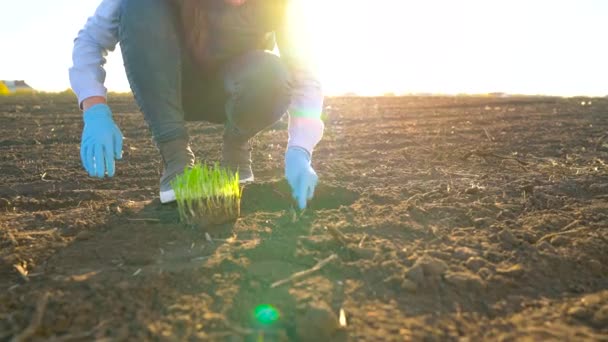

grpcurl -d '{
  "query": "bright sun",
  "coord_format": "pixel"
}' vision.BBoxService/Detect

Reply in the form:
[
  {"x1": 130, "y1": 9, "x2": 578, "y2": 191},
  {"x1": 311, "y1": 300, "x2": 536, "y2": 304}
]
[
  {"x1": 285, "y1": 0, "x2": 608, "y2": 97},
  {"x1": 287, "y1": 0, "x2": 443, "y2": 96},
  {"x1": 287, "y1": 0, "x2": 386, "y2": 95}
]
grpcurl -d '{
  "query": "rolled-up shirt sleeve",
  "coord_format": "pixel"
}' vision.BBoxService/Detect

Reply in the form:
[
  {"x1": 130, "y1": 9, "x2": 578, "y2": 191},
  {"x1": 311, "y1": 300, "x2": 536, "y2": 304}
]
[
  {"x1": 275, "y1": 1, "x2": 325, "y2": 154},
  {"x1": 69, "y1": 0, "x2": 121, "y2": 107}
]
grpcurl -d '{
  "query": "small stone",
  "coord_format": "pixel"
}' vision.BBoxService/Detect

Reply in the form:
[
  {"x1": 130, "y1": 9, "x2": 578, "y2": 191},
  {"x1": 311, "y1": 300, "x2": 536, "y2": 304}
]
[
  {"x1": 483, "y1": 250, "x2": 503, "y2": 263},
  {"x1": 454, "y1": 247, "x2": 478, "y2": 261},
  {"x1": 414, "y1": 255, "x2": 448, "y2": 278},
  {"x1": 385, "y1": 274, "x2": 418, "y2": 292},
  {"x1": 444, "y1": 271, "x2": 486, "y2": 291},
  {"x1": 465, "y1": 186, "x2": 481, "y2": 195},
  {"x1": 465, "y1": 257, "x2": 489, "y2": 272},
  {"x1": 496, "y1": 264, "x2": 525, "y2": 278},
  {"x1": 0, "y1": 198, "x2": 10, "y2": 209},
  {"x1": 498, "y1": 229, "x2": 519, "y2": 246}
]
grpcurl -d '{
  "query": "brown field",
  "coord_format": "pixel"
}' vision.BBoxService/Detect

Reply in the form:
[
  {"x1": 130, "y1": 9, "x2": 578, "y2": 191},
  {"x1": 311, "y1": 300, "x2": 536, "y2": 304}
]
[{"x1": 1, "y1": 94, "x2": 607, "y2": 341}]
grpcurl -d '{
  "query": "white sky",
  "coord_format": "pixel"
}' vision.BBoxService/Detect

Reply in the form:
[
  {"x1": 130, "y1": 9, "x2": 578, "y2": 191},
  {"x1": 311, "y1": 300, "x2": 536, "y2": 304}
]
[{"x1": 1, "y1": 0, "x2": 607, "y2": 96}]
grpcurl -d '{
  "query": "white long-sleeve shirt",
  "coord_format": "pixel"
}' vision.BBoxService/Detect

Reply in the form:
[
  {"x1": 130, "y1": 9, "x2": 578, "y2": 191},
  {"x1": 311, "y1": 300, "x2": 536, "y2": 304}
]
[{"x1": 69, "y1": 0, "x2": 324, "y2": 152}]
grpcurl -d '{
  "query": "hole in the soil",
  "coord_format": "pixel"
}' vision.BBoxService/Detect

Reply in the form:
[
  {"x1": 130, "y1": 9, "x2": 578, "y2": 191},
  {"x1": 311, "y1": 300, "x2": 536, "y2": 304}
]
[
  {"x1": 310, "y1": 183, "x2": 360, "y2": 210},
  {"x1": 241, "y1": 181, "x2": 359, "y2": 213}
]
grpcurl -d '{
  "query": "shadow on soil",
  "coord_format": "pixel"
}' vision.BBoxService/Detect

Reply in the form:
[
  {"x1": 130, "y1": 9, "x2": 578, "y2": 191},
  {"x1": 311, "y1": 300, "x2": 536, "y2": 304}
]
[{"x1": 241, "y1": 181, "x2": 360, "y2": 213}]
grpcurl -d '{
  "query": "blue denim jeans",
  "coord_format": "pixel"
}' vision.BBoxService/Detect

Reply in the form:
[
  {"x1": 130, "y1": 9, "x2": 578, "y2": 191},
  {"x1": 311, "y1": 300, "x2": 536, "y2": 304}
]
[{"x1": 118, "y1": 0, "x2": 291, "y2": 145}]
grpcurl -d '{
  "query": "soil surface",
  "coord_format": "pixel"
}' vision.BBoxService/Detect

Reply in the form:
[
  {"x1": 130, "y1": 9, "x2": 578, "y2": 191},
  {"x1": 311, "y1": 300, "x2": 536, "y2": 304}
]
[{"x1": 1, "y1": 94, "x2": 608, "y2": 341}]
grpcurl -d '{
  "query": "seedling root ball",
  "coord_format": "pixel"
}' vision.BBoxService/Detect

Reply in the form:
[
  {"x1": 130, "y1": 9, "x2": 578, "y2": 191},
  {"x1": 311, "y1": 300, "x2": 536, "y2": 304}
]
[{"x1": 171, "y1": 163, "x2": 242, "y2": 226}]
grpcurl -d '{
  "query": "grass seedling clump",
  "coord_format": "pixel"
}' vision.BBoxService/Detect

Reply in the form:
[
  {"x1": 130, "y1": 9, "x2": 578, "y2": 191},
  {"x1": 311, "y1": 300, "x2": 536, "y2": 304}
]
[{"x1": 171, "y1": 163, "x2": 242, "y2": 226}]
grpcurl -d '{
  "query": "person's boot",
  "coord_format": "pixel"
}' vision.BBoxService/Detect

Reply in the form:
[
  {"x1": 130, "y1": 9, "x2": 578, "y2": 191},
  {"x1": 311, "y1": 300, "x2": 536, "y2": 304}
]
[
  {"x1": 222, "y1": 129, "x2": 254, "y2": 184},
  {"x1": 158, "y1": 138, "x2": 195, "y2": 203}
]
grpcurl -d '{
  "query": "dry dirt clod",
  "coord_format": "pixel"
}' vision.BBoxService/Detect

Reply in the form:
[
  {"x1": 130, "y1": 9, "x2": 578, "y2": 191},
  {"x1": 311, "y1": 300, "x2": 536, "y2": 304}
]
[
  {"x1": 465, "y1": 256, "x2": 490, "y2": 272},
  {"x1": 477, "y1": 267, "x2": 493, "y2": 280},
  {"x1": 75, "y1": 230, "x2": 94, "y2": 241},
  {"x1": 384, "y1": 275, "x2": 418, "y2": 293},
  {"x1": 518, "y1": 231, "x2": 538, "y2": 244},
  {"x1": 567, "y1": 305, "x2": 592, "y2": 320},
  {"x1": 465, "y1": 186, "x2": 481, "y2": 195},
  {"x1": 592, "y1": 305, "x2": 608, "y2": 327},
  {"x1": 454, "y1": 247, "x2": 478, "y2": 261},
  {"x1": 444, "y1": 271, "x2": 486, "y2": 291},
  {"x1": 497, "y1": 229, "x2": 519, "y2": 246},
  {"x1": 296, "y1": 302, "x2": 340, "y2": 342},
  {"x1": 407, "y1": 255, "x2": 448, "y2": 284},
  {"x1": 581, "y1": 293, "x2": 603, "y2": 307},
  {"x1": 406, "y1": 264, "x2": 425, "y2": 284},
  {"x1": 417, "y1": 255, "x2": 448, "y2": 277}
]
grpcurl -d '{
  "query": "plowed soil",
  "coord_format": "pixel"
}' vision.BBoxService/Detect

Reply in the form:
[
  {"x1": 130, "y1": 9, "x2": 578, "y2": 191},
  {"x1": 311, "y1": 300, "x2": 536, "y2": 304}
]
[{"x1": 1, "y1": 94, "x2": 607, "y2": 341}]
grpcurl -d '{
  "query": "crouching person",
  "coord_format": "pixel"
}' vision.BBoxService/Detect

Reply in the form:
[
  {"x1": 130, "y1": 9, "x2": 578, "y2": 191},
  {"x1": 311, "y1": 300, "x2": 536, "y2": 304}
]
[{"x1": 69, "y1": 0, "x2": 324, "y2": 209}]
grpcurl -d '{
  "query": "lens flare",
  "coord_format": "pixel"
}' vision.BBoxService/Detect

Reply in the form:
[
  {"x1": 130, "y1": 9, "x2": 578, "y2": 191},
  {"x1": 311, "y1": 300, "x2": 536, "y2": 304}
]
[{"x1": 254, "y1": 305, "x2": 280, "y2": 325}]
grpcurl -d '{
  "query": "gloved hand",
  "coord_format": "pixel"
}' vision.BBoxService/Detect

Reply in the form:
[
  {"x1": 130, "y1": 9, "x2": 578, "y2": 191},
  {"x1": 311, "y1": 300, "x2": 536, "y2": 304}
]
[
  {"x1": 80, "y1": 104, "x2": 123, "y2": 178},
  {"x1": 285, "y1": 146, "x2": 318, "y2": 210}
]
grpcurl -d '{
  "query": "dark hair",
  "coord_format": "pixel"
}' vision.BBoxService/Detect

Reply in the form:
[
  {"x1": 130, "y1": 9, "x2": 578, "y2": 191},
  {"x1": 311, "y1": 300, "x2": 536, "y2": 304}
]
[{"x1": 171, "y1": 0, "x2": 213, "y2": 67}]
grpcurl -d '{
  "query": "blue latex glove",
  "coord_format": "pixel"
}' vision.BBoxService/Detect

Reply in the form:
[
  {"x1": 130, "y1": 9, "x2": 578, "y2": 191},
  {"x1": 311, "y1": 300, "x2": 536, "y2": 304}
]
[
  {"x1": 80, "y1": 104, "x2": 123, "y2": 178},
  {"x1": 285, "y1": 146, "x2": 318, "y2": 210}
]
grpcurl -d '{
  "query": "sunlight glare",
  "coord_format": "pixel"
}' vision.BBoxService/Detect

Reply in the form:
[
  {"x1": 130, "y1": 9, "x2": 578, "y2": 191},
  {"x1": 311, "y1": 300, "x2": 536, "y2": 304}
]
[{"x1": 288, "y1": 0, "x2": 608, "y2": 96}]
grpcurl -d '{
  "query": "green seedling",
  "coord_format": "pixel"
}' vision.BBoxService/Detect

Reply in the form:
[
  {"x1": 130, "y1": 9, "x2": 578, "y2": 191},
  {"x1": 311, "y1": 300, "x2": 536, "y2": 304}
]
[{"x1": 171, "y1": 163, "x2": 242, "y2": 226}]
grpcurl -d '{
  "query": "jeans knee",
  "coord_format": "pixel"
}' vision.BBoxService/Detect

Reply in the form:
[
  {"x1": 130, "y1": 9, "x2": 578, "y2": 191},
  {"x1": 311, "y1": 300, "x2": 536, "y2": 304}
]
[
  {"x1": 243, "y1": 53, "x2": 291, "y2": 118},
  {"x1": 255, "y1": 52, "x2": 291, "y2": 100},
  {"x1": 262, "y1": 56, "x2": 292, "y2": 119},
  {"x1": 226, "y1": 51, "x2": 291, "y2": 99},
  {"x1": 224, "y1": 51, "x2": 292, "y2": 136}
]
